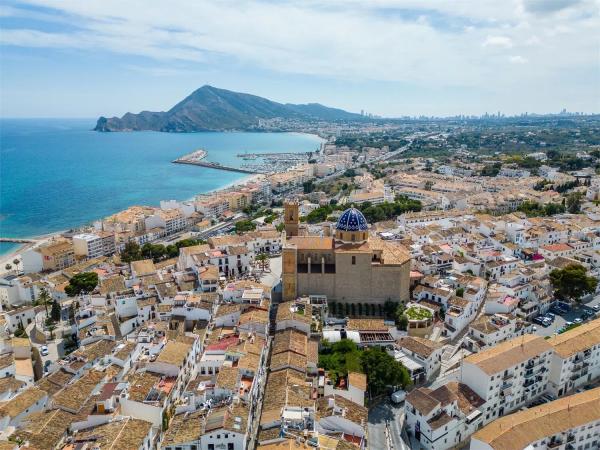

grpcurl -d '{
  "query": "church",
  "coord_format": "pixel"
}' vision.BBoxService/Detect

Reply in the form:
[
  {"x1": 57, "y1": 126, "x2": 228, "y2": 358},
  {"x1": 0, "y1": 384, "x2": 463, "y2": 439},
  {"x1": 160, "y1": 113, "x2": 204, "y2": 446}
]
[{"x1": 281, "y1": 201, "x2": 411, "y2": 305}]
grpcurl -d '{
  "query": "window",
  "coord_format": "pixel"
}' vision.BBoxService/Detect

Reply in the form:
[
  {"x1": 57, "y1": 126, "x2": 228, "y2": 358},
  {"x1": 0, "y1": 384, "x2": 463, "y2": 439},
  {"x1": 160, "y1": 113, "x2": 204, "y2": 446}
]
[
  {"x1": 228, "y1": 444, "x2": 234, "y2": 450},
  {"x1": 352, "y1": 256, "x2": 356, "y2": 265}
]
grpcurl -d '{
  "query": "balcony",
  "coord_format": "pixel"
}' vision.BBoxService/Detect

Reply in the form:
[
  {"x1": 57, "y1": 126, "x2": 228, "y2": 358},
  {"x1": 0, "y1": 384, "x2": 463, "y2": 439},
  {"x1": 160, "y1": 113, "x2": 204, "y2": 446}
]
[{"x1": 570, "y1": 369, "x2": 589, "y2": 381}]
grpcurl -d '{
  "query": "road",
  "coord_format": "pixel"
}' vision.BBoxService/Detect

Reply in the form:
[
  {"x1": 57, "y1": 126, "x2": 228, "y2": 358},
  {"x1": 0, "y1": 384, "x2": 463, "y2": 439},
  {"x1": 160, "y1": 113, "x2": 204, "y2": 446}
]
[{"x1": 368, "y1": 399, "x2": 409, "y2": 450}]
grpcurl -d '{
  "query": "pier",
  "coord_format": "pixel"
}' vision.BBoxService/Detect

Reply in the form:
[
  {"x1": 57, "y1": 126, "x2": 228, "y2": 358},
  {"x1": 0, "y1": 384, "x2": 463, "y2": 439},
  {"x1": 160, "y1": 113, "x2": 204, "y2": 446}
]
[
  {"x1": 0, "y1": 238, "x2": 36, "y2": 243},
  {"x1": 236, "y1": 152, "x2": 311, "y2": 159},
  {"x1": 173, "y1": 149, "x2": 259, "y2": 174}
]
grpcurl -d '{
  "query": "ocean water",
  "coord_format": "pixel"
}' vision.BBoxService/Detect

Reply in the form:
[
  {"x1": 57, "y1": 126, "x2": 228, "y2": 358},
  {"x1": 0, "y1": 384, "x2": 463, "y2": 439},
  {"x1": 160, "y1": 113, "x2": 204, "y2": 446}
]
[{"x1": 0, "y1": 119, "x2": 322, "y2": 252}]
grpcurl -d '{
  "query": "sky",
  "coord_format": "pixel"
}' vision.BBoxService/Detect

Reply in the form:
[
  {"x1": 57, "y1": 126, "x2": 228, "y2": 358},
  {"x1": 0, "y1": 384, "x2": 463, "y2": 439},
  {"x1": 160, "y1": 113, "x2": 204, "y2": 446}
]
[{"x1": 0, "y1": 0, "x2": 599, "y2": 118}]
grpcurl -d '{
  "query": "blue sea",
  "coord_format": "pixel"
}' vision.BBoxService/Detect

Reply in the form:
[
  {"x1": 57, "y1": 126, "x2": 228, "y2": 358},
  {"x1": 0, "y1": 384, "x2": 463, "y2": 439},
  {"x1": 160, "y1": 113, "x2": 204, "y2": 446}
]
[{"x1": 0, "y1": 119, "x2": 322, "y2": 254}]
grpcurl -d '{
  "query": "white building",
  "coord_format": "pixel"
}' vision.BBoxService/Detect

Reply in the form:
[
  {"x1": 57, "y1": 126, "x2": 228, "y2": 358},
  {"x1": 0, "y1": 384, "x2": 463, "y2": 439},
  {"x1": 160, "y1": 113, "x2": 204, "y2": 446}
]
[
  {"x1": 72, "y1": 232, "x2": 116, "y2": 259},
  {"x1": 405, "y1": 382, "x2": 485, "y2": 450},
  {"x1": 461, "y1": 335, "x2": 553, "y2": 424},
  {"x1": 546, "y1": 318, "x2": 600, "y2": 397},
  {"x1": 397, "y1": 336, "x2": 443, "y2": 382},
  {"x1": 470, "y1": 387, "x2": 600, "y2": 450}
]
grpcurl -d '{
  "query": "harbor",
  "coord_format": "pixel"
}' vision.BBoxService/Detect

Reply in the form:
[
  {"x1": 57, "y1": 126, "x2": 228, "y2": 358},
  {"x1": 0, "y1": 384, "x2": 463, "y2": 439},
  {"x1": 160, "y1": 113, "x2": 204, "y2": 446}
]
[
  {"x1": 237, "y1": 151, "x2": 312, "y2": 173},
  {"x1": 173, "y1": 148, "x2": 313, "y2": 174},
  {"x1": 172, "y1": 149, "x2": 259, "y2": 174}
]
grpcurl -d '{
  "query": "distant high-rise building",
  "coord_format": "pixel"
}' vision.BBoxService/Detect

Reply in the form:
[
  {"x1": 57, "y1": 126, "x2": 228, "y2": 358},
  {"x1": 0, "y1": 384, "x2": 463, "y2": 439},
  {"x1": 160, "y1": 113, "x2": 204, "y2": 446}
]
[{"x1": 360, "y1": 109, "x2": 364, "y2": 116}]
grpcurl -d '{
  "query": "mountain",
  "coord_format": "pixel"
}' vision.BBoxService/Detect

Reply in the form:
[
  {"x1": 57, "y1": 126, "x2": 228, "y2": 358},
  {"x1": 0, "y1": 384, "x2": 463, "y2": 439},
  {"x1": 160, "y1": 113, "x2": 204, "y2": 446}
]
[{"x1": 94, "y1": 85, "x2": 364, "y2": 132}]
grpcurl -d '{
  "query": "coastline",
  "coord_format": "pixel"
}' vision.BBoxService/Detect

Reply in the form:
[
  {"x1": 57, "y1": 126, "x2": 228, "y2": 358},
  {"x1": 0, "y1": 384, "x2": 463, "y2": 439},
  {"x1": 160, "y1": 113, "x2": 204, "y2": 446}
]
[
  {"x1": 0, "y1": 125, "x2": 325, "y2": 271},
  {"x1": 0, "y1": 170, "x2": 264, "y2": 274}
]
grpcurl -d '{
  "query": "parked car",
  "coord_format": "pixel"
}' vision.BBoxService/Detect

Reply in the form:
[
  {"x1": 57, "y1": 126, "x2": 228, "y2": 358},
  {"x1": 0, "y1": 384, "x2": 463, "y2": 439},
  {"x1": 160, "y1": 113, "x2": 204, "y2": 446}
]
[
  {"x1": 391, "y1": 390, "x2": 407, "y2": 404},
  {"x1": 542, "y1": 318, "x2": 552, "y2": 327},
  {"x1": 40, "y1": 345, "x2": 49, "y2": 356},
  {"x1": 533, "y1": 316, "x2": 546, "y2": 325},
  {"x1": 574, "y1": 318, "x2": 583, "y2": 324},
  {"x1": 545, "y1": 313, "x2": 556, "y2": 321},
  {"x1": 593, "y1": 304, "x2": 600, "y2": 312}
]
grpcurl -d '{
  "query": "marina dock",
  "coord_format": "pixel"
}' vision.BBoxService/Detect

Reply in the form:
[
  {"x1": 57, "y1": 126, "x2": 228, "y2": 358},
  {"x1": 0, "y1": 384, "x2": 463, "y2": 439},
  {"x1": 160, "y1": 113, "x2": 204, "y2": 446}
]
[
  {"x1": 173, "y1": 149, "x2": 259, "y2": 174},
  {"x1": 0, "y1": 238, "x2": 36, "y2": 243},
  {"x1": 237, "y1": 151, "x2": 311, "y2": 159}
]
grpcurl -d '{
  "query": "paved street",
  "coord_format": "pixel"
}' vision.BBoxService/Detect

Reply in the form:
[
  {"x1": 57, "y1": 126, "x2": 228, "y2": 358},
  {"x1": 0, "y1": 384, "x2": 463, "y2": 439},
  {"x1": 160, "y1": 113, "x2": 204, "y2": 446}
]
[
  {"x1": 368, "y1": 399, "x2": 409, "y2": 450},
  {"x1": 258, "y1": 255, "x2": 281, "y2": 288}
]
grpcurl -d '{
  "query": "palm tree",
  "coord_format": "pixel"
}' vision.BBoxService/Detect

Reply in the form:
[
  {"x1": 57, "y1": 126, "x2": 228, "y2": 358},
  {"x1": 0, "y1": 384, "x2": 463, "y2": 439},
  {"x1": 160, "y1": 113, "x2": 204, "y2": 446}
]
[
  {"x1": 38, "y1": 288, "x2": 52, "y2": 319},
  {"x1": 4, "y1": 264, "x2": 11, "y2": 272},
  {"x1": 13, "y1": 258, "x2": 19, "y2": 267},
  {"x1": 255, "y1": 253, "x2": 269, "y2": 271}
]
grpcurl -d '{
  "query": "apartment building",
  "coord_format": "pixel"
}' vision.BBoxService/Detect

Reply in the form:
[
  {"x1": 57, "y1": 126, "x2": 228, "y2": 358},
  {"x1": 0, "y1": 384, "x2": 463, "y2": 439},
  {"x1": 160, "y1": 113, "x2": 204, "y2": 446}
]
[
  {"x1": 195, "y1": 195, "x2": 230, "y2": 218},
  {"x1": 470, "y1": 387, "x2": 600, "y2": 450},
  {"x1": 546, "y1": 318, "x2": 600, "y2": 397},
  {"x1": 22, "y1": 239, "x2": 75, "y2": 273},
  {"x1": 462, "y1": 335, "x2": 553, "y2": 423},
  {"x1": 72, "y1": 232, "x2": 116, "y2": 259},
  {"x1": 145, "y1": 209, "x2": 188, "y2": 235}
]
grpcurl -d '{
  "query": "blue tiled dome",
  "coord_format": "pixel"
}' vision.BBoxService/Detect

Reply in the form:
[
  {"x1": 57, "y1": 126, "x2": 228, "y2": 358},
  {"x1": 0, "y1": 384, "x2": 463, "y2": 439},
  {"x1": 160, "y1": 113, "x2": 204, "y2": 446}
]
[{"x1": 336, "y1": 207, "x2": 368, "y2": 231}]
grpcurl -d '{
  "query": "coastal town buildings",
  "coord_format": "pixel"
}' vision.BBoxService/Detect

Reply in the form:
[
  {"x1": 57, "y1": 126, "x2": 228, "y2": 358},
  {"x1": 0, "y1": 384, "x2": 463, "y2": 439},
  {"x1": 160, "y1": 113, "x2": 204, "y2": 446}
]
[{"x1": 4, "y1": 122, "x2": 600, "y2": 450}]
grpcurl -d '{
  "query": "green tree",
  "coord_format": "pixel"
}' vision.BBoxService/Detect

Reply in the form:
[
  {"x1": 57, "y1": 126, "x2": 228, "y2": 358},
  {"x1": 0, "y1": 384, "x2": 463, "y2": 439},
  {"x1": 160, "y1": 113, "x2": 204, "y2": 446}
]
[
  {"x1": 120, "y1": 241, "x2": 142, "y2": 263},
  {"x1": 4, "y1": 264, "x2": 11, "y2": 271},
  {"x1": 65, "y1": 272, "x2": 99, "y2": 297},
  {"x1": 549, "y1": 263, "x2": 598, "y2": 302},
  {"x1": 360, "y1": 346, "x2": 411, "y2": 397},
  {"x1": 276, "y1": 223, "x2": 285, "y2": 232},
  {"x1": 456, "y1": 287, "x2": 464, "y2": 297},
  {"x1": 397, "y1": 314, "x2": 409, "y2": 331},
  {"x1": 166, "y1": 244, "x2": 179, "y2": 258},
  {"x1": 394, "y1": 303, "x2": 406, "y2": 326},
  {"x1": 235, "y1": 219, "x2": 256, "y2": 233},
  {"x1": 175, "y1": 238, "x2": 204, "y2": 248},
  {"x1": 303, "y1": 180, "x2": 315, "y2": 194},
  {"x1": 141, "y1": 243, "x2": 167, "y2": 262},
  {"x1": 566, "y1": 192, "x2": 583, "y2": 214},
  {"x1": 14, "y1": 321, "x2": 27, "y2": 338},
  {"x1": 38, "y1": 287, "x2": 52, "y2": 318},
  {"x1": 255, "y1": 253, "x2": 269, "y2": 270},
  {"x1": 50, "y1": 300, "x2": 61, "y2": 322},
  {"x1": 383, "y1": 300, "x2": 397, "y2": 320}
]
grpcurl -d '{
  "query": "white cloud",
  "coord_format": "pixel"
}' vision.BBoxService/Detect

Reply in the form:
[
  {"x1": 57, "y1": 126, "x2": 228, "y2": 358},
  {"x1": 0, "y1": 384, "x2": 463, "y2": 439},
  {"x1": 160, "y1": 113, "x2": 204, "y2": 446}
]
[
  {"x1": 1, "y1": 0, "x2": 598, "y2": 97},
  {"x1": 483, "y1": 35, "x2": 514, "y2": 48},
  {"x1": 509, "y1": 55, "x2": 528, "y2": 64}
]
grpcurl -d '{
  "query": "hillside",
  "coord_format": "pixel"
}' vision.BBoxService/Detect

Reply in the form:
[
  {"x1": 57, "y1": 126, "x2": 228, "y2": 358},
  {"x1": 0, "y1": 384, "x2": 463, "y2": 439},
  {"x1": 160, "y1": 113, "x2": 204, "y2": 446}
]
[{"x1": 94, "y1": 85, "x2": 363, "y2": 132}]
